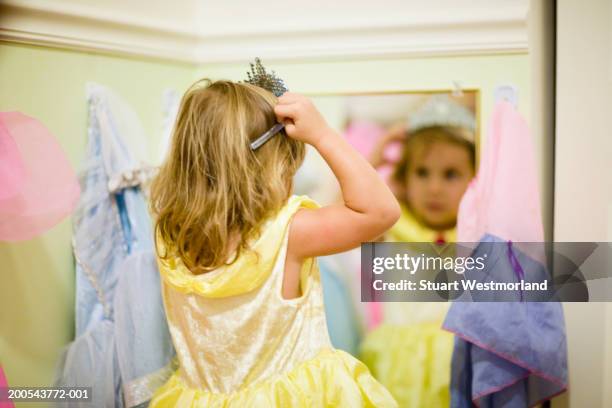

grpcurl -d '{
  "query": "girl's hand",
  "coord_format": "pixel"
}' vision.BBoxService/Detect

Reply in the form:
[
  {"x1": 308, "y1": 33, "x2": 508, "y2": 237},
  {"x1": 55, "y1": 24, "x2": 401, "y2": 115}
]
[
  {"x1": 274, "y1": 92, "x2": 332, "y2": 146},
  {"x1": 369, "y1": 122, "x2": 408, "y2": 168},
  {"x1": 384, "y1": 122, "x2": 409, "y2": 143}
]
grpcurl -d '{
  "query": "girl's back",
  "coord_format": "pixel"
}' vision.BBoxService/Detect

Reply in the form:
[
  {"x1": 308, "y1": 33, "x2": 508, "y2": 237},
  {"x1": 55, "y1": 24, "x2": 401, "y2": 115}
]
[{"x1": 152, "y1": 196, "x2": 347, "y2": 405}]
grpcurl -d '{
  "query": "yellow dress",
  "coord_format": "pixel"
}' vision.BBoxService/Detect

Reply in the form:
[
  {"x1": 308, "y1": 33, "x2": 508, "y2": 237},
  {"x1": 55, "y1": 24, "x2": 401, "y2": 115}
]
[
  {"x1": 386, "y1": 202, "x2": 456, "y2": 243},
  {"x1": 360, "y1": 203, "x2": 455, "y2": 408},
  {"x1": 149, "y1": 195, "x2": 398, "y2": 407}
]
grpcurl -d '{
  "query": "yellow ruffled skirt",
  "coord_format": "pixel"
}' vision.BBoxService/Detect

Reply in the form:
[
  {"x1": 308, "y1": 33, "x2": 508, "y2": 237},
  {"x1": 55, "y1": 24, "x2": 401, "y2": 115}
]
[
  {"x1": 149, "y1": 348, "x2": 398, "y2": 407},
  {"x1": 360, "y1": 323, "x2": 454, "y2": 408}
]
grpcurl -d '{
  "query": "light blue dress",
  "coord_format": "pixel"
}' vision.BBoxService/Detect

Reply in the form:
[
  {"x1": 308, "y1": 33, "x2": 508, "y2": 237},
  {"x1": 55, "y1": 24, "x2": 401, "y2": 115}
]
[
  {"x1": 53, "y1": 84, "x2": 175, "y2": 407},
  {"x1": 319, "y1": 259, "x2": 362, "y2": 356}
]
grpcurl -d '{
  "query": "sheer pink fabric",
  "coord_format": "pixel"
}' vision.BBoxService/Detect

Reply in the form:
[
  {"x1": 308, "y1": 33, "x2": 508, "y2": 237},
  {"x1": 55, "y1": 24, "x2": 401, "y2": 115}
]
[
  {"x1": 0, "y1": 112, "x2": 80, "y2": 241},
  {"x1": 343, "y1": 120, "x2": 402, "y2": 183},
  {"x1": 457, "y1": 101, "x2": 544, "y2": 264},
  {"x1": 0, "y1": 364, "x2": 14, "y2": 408},
  {"x1": 0, "y1": 119, "x2": 25, "y2": 200}
]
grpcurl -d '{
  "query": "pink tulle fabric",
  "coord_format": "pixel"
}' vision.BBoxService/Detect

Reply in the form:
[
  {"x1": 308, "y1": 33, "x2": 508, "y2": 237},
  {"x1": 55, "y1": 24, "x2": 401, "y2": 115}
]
[
  {"x1": 458, "y1": 101, "x2": 543, "y2": 247},
  {"x1": 0, "y1": 112, "x2": 80, "y2": 242},
  {"x1": 343, "y1": 120, "x2": 402, "y2": 184},
  {"x1": 0, "y1": 120, "x2": 25, "y2": 201},
  {"x1": 343, "y1": 120, "x2": 385, "y2": 157},
  {"x1": 0, "y1": 364, "x2": 14, "y2": 408}
]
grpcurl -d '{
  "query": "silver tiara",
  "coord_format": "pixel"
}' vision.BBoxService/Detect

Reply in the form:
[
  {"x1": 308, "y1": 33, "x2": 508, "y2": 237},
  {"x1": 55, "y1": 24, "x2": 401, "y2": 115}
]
[
  {"x1": 242, "y1": 58, "x2": 288, "y2": 150},
  {"x1": 408, "y1": 95, "x2": 476, "y2": 142}
]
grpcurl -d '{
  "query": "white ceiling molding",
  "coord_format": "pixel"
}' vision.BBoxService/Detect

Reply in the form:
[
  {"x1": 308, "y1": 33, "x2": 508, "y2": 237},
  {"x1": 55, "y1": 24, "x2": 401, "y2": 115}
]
[
  {"x1": 196, "y1": 19, "x2": 528, "y2": 63},
  {"x1": 0, "y1": 0, "x2": 528, "y2": 64},
  {"x1": 0, "y1": 0, "x2": 200, "y2": 63}
]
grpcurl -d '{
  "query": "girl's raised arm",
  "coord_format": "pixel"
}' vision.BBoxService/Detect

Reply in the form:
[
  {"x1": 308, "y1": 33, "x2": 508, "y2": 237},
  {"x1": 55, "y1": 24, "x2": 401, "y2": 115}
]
[{"x1": 274, "y1": 92, "x2": 401, "y2": 259}]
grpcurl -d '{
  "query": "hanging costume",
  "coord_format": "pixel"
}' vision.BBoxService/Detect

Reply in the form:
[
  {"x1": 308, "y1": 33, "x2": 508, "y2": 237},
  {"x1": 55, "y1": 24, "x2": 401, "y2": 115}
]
[
  {"x1": 0, "y1": 111, "x2": 79, "y2": 405},
  {"x1": 319, "y1": 259, "x2": 363, "y2": 356},
  {"x1": 442, "y1": 100, "x2": 568, "y2": 407},
  {"x1": 53, "y1": 83, "x2": 175, "y2": 407},
  {"x1": 0, "y1": 111, "x2": 80, "y2": 241},
  {"x1": 0, "y1": 364, "x2": 14, "y2": 408},
  {"x1": 149, "y1": 195, "x2": 397, "y2": 407}
]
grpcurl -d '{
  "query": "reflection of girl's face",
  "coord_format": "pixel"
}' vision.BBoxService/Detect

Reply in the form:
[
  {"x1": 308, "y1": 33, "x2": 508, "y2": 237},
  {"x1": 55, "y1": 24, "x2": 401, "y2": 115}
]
[{"x1": 405, "y1": 141, "x2": 474, "y2": 231}]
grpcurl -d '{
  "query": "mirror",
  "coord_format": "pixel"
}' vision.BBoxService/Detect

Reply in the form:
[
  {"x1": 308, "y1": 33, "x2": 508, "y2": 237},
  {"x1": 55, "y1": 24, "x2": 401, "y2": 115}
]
[{"x1": 292, "y1": 89, "x2": 479, "y2": 357}]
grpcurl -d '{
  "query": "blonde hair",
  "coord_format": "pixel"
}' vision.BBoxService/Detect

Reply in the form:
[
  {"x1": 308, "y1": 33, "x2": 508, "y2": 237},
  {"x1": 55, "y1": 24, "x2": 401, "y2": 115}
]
[
  {"x1": 392, "y1": 125, "x2": 475, "y2": 184},
  {"x1": 150, "y1": 79, "x2": 305, "y2": 274}
]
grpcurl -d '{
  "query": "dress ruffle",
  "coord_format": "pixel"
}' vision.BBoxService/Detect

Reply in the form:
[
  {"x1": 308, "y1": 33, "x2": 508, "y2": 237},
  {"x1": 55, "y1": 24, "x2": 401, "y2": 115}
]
[
  {"x1": 360, "y1": 323, "x2": 453, "y2": 408},
  {"x1": 149, "y1": 348, "x2": 398, "y2": 407}
]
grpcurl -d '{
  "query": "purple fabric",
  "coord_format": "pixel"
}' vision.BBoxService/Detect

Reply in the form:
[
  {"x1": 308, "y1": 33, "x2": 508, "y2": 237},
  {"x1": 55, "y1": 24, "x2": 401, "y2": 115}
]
[
  {"x1": 444, "y1": 101, "x2": 568, "y2": 407},
  {"x1": 443, "y1": 235, "x2": 567, "y2": 407},
  {"x1": 507, "y1": 241, "x2": 525, "y2": 301}
]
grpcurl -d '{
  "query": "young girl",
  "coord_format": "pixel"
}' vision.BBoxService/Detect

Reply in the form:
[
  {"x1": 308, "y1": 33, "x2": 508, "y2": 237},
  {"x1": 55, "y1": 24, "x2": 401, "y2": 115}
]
[
  {"x1": 148, "y1": 78, "x2": 400, "y2": 407},
  {"x1": 361, "y1": 100, "x2": 476, "y2": 407},
  {"x1": 370, "y1": 123, "x2": 475, "y2": 243}
]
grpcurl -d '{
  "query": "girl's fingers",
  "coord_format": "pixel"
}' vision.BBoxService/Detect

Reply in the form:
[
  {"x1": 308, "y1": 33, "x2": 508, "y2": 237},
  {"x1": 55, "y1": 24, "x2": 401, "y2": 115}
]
[
  {"x1": 284, "y1": 122, "x2": 296, "y2": 136},
  {"x1": 274, "y1": 102, "x2": 299, "y2": 121}
]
